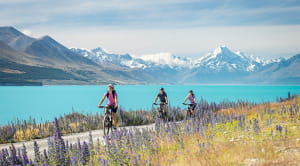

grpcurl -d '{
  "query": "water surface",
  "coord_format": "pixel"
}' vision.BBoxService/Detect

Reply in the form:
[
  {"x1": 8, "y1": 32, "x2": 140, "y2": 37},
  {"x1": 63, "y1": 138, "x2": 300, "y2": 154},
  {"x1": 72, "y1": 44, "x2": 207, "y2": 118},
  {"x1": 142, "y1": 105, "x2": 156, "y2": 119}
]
[{"x1": 0, "y1": 85, "x2": 299, "y2": 125}]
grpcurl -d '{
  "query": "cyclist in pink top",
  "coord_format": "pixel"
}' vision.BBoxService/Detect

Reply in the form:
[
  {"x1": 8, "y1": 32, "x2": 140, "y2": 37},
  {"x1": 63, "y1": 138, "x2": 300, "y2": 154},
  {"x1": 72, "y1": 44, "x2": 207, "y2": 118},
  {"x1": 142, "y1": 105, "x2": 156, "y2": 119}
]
[{"x1": 98, "y1": 84, "x2": 118, "y2": 129}]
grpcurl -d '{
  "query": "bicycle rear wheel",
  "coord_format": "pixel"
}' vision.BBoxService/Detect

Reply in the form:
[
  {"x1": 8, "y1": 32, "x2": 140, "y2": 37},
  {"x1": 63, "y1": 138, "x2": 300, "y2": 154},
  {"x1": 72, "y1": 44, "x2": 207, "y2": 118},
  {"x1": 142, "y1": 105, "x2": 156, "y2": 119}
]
[
  {"x1": 185, "y1": 110, "x2": 192, "y2": 120},
  {"x1": 162, "y1": 112, "x2": 168, "y2": 122},
  {"x1": 103, "y1": 116, "x2": 112, "y2": 136}
]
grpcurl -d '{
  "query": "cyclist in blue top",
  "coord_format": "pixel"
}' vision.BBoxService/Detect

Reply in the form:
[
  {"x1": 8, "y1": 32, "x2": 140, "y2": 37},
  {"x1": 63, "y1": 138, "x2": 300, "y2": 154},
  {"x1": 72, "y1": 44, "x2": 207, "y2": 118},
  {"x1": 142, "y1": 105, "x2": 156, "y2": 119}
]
[{"x1": 153, "y1": 88, "x2": 168, "y2": 113}]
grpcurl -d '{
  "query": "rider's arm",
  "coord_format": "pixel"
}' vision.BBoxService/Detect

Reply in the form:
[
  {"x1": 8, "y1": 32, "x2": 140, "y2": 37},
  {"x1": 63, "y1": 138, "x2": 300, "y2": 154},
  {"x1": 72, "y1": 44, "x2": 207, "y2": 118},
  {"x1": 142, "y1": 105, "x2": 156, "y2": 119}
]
[
  {"x1": 98, "y1": 95, "x2": 106, "y2": 107},
  {"x1": 165, "y1": 96, "x2": 168, "y2": 104},
  {"x1": 153, "y1": 96, "x2": 158, "y2": 104},
  {"x1": 193, "y1": 97, "x2": 197, "y2": 103},
  {"x1": 182, "y1": 95, "x2": 189, "y2": 104},
  {"x1": 114, "y1": 95, "x2": 118, "y2": 108}
]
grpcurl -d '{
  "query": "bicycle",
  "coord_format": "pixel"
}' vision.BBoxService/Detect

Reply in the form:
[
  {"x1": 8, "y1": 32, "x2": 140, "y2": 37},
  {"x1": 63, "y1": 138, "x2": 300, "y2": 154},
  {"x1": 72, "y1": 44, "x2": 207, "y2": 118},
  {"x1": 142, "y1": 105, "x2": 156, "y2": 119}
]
[
  {"x1": 99, "y1": 106, "x2": 113, "y2": 136},
  {"x1": 183, "y1": 103, "x2": 196, "y2": 120},
  {"x1": 153, "y1": 103, "x2": 168, "y2": 122}
]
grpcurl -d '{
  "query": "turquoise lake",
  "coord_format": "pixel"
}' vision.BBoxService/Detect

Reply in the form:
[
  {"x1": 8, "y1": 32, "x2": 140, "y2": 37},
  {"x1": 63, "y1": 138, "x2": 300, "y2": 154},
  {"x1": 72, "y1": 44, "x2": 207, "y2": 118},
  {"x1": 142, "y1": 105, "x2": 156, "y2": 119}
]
[{"x1": 0, "y1": 85, "x2": 299, "y2": 125}]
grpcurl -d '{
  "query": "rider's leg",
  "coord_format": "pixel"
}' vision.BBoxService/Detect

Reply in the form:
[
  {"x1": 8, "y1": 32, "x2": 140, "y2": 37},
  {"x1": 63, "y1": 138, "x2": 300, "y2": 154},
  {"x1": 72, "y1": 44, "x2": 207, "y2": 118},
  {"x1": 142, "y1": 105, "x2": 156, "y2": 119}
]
[
  {"x1": 111, "y1": 106, "x2": 118, "y2": 128},
  {"x1": 104, "y1": 105, "x2": 109, "y2": 114},
  {"x1": 190, "y1": 106, "x2": 194, "y2": 115},
  {"x1": 163, "y1": 104, "x2": 167, "y2": 113},
  {"x1": 163, "y1": 104, "x2": 167, "y2": 119},
  {"x1": 191, "y1": 104, "x2": 196, "y2": 116},
  {"x1": 112, "y1": 112, "x2": 117, "y2": 127},
  {"x1": 191, "y1": 109, "x2": 195, "y2": 116}
]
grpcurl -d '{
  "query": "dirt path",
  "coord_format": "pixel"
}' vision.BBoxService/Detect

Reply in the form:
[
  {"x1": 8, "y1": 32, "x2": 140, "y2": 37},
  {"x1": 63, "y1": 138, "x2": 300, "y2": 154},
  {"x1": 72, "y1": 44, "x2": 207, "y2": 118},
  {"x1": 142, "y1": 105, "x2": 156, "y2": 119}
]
[{"x1": 0, "y1": 124, "x2": 155, "y2": 159}]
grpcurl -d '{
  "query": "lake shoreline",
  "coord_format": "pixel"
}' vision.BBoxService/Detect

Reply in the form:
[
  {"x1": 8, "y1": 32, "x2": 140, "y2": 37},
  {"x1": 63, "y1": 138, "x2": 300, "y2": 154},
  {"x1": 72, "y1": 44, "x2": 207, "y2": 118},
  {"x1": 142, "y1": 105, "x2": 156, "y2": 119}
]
[
  {"x1": 1, "y1": 85, "x2": 299, "y2": 126},
  {"x1": 1, "y1": 83, "x2": 300, "y2": 86}
]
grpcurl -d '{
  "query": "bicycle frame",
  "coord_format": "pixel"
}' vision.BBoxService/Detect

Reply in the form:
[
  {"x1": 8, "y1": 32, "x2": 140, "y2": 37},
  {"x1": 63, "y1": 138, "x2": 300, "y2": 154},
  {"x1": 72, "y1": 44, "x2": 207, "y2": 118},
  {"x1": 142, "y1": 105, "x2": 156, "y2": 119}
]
[
  {"x1": 153, "y1": 103, "x2": 168, "y2": 121},
  {"x1": 183, "y1": 103, "x2": 196, "y2": 119}
]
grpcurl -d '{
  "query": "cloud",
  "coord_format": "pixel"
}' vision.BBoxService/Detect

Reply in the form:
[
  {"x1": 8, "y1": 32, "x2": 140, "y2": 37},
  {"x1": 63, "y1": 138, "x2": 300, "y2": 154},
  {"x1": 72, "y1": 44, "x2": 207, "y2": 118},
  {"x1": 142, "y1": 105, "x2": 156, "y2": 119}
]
[
  {"x1": 28, "y1": 25, "x2": 300, "y2": 60},
  {"x1": 1, "y1": 0, "x2": 299, "y2": 59},
  {"x1": 0, "y1": 0, "x2": 299, "y2": 27}
]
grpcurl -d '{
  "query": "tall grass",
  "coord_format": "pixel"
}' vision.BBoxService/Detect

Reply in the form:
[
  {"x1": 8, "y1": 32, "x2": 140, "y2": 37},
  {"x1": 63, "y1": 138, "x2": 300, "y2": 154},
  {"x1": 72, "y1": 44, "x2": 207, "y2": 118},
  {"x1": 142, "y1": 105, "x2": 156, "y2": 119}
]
[{"x1": 0, "y1": 108, "x2": 157, "y2": 144}]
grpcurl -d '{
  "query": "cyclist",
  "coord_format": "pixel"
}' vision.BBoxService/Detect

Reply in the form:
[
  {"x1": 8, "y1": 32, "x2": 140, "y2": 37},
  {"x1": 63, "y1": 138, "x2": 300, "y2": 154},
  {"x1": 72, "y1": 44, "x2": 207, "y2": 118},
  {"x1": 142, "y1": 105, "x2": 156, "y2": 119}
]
[
  {"x1": 182, "y1": 90, "x2": 197, "y2": 115},
  {"x1": 98, "y1": 84, "x2": 118, "y2": 129},
  {"x1": 153, "y1": 88, "x2": 168, "y2": 114}
]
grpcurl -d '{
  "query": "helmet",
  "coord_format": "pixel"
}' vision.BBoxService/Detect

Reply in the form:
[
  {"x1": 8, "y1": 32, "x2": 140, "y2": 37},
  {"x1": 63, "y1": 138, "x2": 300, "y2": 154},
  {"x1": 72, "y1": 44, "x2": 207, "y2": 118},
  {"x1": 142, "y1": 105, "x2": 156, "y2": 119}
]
[
  {"x1": 160, "y1": 87, "x2": 164, "y2": 91},
  {"x1": 108, "y1": 84, "x2": 114, "y2": 89}
]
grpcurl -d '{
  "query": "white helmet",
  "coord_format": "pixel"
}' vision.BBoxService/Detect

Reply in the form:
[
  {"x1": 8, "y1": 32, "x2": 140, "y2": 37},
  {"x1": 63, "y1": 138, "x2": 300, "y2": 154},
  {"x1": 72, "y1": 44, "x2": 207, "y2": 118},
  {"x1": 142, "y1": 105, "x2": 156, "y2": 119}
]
[{"x1": 108, "y1": 84, "x2": 114, "y2": 89}]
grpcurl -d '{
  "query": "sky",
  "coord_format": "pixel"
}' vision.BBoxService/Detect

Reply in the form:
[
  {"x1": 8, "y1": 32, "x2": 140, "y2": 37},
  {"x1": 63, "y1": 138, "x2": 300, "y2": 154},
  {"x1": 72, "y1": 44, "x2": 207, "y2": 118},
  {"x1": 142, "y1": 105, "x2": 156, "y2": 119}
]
[{"x1": 0, "y1": 0, "x2": 300, "y2": 59}]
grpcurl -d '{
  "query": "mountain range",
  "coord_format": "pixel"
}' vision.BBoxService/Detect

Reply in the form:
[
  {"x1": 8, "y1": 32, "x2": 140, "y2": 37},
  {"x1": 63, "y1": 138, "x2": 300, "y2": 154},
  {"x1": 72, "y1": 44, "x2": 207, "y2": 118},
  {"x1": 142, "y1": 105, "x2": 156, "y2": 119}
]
[{"x1": 0, "y1": 26, "x2": 299, "y2": 85}]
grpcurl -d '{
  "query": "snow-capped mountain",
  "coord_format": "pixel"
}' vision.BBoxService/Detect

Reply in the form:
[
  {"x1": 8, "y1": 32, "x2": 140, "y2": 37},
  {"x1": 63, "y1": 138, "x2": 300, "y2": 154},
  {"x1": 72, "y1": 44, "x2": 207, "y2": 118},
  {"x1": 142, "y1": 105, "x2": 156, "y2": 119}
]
[
  {"x1": 70, "y1": 47, "x2": 150, "y2": 69},
  {"x1": 71, "y1": 46, "x2": 271, "y2": 73},
  {"x1": 194, "y1": 46, "x2": 265, "y2": 72},
  {"x1": 70, "y1": 47, "x2": 193, "y2": 69}
]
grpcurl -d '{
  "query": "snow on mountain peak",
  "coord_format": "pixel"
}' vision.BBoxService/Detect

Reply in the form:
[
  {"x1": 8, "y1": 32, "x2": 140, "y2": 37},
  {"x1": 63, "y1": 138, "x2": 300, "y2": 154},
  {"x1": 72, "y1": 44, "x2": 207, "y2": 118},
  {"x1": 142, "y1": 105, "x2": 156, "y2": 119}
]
[
  {"x1": 70, "y1": 46, "x2": 270, "y2": 72},
  {"x1": 139, "y1": 53, "x2": 193, "y2": 68},
  {"x1": 70, "y1": 47, "x2": 92, "y2": 57},
  {"x1": 213, "y1": 45, "x2": 232, "y2": 55},
  {"x1": 195, "y1": 46, "x2": 265, "y2": 72}
]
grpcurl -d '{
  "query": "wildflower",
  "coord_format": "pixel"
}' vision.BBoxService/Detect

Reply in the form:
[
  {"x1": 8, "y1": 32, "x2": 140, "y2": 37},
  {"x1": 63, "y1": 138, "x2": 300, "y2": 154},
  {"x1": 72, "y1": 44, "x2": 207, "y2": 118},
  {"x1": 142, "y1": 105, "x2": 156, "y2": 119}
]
[
  {"x1": 34, "y1": 141, "x2": 41, "y2": 163},
  {"x1": 81, "y1": 141, "x2": 90, "y2": 165},
  {"x1": 252, "y1": 118, "x2": 260, "y2": 133},
  {"x1": 276, "y1": 125, "x2": 283, "y2": 134},
  {"x1": 21, "y1": 143, "x2": 29, "y2": 165}
]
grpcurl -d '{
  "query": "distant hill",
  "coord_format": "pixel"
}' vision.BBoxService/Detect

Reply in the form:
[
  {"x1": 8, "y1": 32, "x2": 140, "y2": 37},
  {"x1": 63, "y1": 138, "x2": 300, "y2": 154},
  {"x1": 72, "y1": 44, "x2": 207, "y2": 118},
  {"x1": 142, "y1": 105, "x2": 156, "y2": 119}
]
[
  {"x1": 25, "y1": 36, "x2": 97, "y2": 67},
  {"x1": 0, "y1": 26, "x2": 299, "y2": 85},
  {"x1": 0, "y1": 26, "x2": 36, "y2": 51},
  {"x1": 0, "y1": 27, "x2": 155, "y2": 85}
]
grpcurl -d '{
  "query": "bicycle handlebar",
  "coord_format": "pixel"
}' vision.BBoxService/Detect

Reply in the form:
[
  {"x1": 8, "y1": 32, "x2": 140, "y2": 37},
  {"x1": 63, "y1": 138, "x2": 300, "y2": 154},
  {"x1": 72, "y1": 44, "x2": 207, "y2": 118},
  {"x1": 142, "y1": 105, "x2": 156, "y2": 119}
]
[
  {"x1": 182, "y1": 103, "x2": 196, "y2": 106},
  {"x1": 153, "y1": 103, "x2": 168, "y2": 105}
]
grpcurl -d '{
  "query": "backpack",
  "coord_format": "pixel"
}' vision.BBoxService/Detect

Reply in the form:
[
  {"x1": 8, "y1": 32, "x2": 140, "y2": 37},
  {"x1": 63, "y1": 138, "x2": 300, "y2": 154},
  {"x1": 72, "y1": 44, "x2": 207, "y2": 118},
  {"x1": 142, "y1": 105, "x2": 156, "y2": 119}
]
[{"x1": 106, "y1": 90, "x2": 116, "y2": 98}]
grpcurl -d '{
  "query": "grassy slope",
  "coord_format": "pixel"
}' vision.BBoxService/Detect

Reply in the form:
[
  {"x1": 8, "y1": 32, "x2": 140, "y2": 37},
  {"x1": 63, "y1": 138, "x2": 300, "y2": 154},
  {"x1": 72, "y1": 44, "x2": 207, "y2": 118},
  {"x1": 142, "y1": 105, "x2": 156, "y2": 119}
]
[{"x1": 150, "y1": 98, "x2": 300, "y2": 165}]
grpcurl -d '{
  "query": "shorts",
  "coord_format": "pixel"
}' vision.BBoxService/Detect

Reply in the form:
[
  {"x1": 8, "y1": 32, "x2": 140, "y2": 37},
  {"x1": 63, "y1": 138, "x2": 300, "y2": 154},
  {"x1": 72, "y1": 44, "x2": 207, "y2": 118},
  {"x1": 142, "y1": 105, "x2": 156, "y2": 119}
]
[
  {"x1": 106, "y1": 105, "x2": 118, "y2": 113},
  {"x1": 189, "y1": 104, "x2": 197, "y2": 110}
]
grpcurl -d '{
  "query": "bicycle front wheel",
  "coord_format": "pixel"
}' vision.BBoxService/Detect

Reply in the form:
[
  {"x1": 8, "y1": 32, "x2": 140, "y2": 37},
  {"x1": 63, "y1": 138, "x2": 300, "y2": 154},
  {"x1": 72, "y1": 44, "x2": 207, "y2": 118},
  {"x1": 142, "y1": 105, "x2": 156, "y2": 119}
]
[{"x1": 103, "y1": 116, "x2": 111, "y2": 136}]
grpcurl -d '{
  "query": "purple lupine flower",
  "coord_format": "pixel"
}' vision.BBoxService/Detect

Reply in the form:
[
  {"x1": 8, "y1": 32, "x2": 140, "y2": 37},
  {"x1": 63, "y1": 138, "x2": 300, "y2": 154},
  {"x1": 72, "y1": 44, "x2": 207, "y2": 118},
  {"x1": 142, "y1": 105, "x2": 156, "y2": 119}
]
[
  {"x1": 276, "y1": 125, "x2": 283, "y2": 134},
  {"x1": 17, "y1": 148, "x2": 21, "y2": 161},
  {"x1": 237, "y1": 115, "x2": 245, "y2": 128},
  {"x1": 100, "y1": 159, "x2": 108, "y2": 166},
  {"x1": 71, "y1": 156, "x2": 77, "y2": 166},
  {"x1": 253, "y1": 118, "x2": 260, "y2": 133},
  {"x1": 9, "y1": 144, "x2": 20, "y2": 165},
  {"x1": 20, "y1": 143, "x2": 29, "y2": 165},
  {"x1": 81, "y1": 141, "x2": 90, "y2": 165},
  {"x1": 0, "y1": 149, "x2": 9, "y2": 166},
  {"x1": 53, "y1": 118, "x2": 68, "y2": 166},
  {"x1": 34, "y1": 141, "x2": 41, "y2": 163}
]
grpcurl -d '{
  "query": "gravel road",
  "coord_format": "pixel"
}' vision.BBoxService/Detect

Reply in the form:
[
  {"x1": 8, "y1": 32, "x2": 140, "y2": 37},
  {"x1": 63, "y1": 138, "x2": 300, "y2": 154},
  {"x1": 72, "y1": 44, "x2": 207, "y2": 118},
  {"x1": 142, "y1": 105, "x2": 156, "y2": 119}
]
[{"x1": 0, "y1": 124, "x2": 155, "y2": 159}]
